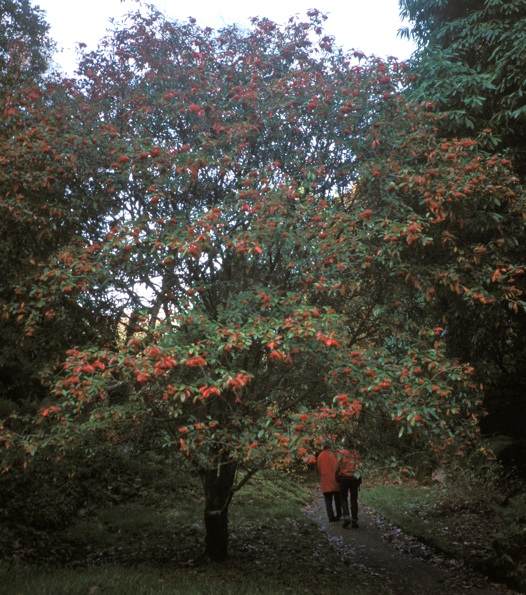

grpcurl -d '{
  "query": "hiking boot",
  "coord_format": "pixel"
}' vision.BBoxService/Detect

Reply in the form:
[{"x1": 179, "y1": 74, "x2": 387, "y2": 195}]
[
  {"x1": 351, "y1": 520, "x2": 359, "y2": 528},
  {"x1": 342, "y1": 517, "x2": 351, "y2": 528},
  {"x1": 329, "y1": 516, "x2": 338, "y2": 522}
]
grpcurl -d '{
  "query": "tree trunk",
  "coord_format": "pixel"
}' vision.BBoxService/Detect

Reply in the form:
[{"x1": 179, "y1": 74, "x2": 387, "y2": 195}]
[{"x1": 201, "y1": 454, "x2": 236, "y2": 561}]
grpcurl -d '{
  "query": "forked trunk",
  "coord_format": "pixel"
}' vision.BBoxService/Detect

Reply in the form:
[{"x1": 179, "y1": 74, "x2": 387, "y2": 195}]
[{"x1": 201, "y1": 455, "x2": 236, "y2": 561}]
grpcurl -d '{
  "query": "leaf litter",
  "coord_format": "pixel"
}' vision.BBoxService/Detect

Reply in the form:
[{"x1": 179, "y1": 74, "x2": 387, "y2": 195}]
[{"x1": 304, "y1": 491, "x2": 519, "y2": 595}]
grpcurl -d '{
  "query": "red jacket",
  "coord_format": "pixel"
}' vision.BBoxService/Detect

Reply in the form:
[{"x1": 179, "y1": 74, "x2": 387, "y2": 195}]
[
  {"x1": 334, "y1": 448, "x2": 362, "y2": 480},
  {"x1": 317, "y1": 448, "x2": 340, "y2": 493}
]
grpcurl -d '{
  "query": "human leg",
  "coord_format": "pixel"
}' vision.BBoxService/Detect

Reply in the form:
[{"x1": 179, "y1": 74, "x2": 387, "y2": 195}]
[
  {"x1": 333, "y1": 491, "x2": 342, "y2": 519},
  {"x1": 349, "y1": 478, "x2": 360, "y2": 526},
  {"x1": 323, "y1": 492, "x2": 337, "y2": 521},
  {"x1": 339, "y1": 481, "x2": 351, "y2": 527}
]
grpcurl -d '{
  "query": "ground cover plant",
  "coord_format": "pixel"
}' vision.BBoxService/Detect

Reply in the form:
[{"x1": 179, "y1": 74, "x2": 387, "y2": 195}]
[
  {"x1": 0, "y1": 464, "x2": 384, "y2": 595},
  {"x1": 361, "y1": 465, "x2": 526, "y2": 592}
]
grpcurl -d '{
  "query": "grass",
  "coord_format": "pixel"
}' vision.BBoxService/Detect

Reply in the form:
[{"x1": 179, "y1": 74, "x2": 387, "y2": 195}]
[
  {"x1": 0, "y1": 469, "x2": 385, "y2": 595},
  {"x1": 0, "y1": 562, "x2": 341, "y2": 595},
  {"x1": 6, "y1": 454, "x2": 523, "y2": 593},
  {"x1": 360, "y1": 476, "x2": 526, "y2": 592},
  {"x1": 359, "y1": 484, "x2": 451, "y2": 548}
]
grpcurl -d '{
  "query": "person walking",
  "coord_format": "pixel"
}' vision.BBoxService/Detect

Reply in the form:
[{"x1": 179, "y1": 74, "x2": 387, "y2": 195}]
[
  {"x1": 335, "y1": 436, "x2": 362, "y2": 528},
  {"x1": 316, "y1": 440, "x2": 342, "y2": 522}
]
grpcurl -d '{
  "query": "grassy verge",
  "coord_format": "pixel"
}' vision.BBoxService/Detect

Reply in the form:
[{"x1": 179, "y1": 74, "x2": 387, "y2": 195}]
[
  {"x1": 360, "y1": 483, "x2": 452, "y2": 548},
  {"x1": 0, "y1": 470, "x2": 385, "y2": 595},
  {"x1": 360, "y1": 476, "x2": 526, "y2": 592}
]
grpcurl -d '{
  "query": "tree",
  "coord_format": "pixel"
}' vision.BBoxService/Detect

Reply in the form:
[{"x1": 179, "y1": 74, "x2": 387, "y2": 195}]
[
  {"x1": 0, "y1": 0, "x2": 54, "y2": 87},
  {"x1": 398, "y1": 0, "x2": 526, "y2": 174},
  {"x1": 0, "y1": 0, "x2": 67, "y2": 405},
  {"x1": 2, "y1": 8, "x2": 524, "y2": 559},
  {"x1": 399, "y1": 0, "x2": 526, "y2": 459}
]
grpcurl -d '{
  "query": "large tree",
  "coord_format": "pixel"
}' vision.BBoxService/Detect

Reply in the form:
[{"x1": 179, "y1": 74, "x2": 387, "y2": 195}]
[
  {"x1": 0, "y1": 0, "x2": 54, "y2": 86},
  {"x1": 399, "y1": 0, "x2": 526, "y2": 173},
  {"x1": 399, "y1": 0, "x2": 526, "y2": 457},
  {"x1": 0, "y1": 0, "x2": 120, "y2": 406},
  {"x1": 0, "y1": 0, "x2": 68, "y2": 405},
  {"x1": 2, "y1": 8, "x2": 524, "y2": 559}
]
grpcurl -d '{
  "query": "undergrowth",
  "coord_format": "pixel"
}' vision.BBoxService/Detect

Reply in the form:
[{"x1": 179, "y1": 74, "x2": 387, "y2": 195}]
[
  {"x1": 361, "y1": 463, "x2": 526, "y2": 592},
  {"x1": 0, "y1": 458, "x2": 384, "y2": 595},
  {"x1": 2, "y1": 448, "x2": 525, "y2": 593}
]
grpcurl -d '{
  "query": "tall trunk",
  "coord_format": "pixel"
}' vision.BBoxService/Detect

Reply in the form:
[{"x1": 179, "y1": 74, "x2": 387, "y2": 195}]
[{"x1": 201, "y1": 454, "x2": 236, "y2": 561}]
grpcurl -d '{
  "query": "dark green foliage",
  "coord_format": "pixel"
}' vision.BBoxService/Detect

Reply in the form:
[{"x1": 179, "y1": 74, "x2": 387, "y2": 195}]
[
  {"x1": 491, "y1": 493, "x2": 526, "y2": 589},
  {"x1": 0, "y1": 452, "x2": 85, "y2": 531},
  {"x1": 0, "y1": 446, "x2": 192, "y2": 536},
  {"x1": 400, "y1": 0, "x2": 526, "y2": 173},
  {"x1": 399, "y1": 0, "x2": 526, "y2": 467},
  {"x1": 0, "y1": 0, "x2": 54, "y2": 85},
  {"x1": 0, "y1": 1, "x2": 100, "y2": 408},
  {"x1": 0, "y1": 68, "x2": 121, "y2": 409},
  {"x1": 0, "y1": 0, "x2": 54, "y2": 406}
]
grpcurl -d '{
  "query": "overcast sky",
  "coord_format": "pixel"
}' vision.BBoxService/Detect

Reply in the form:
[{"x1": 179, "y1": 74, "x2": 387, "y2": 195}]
[{"x1": 35, "y1": 0, "x2": 415, "y2": 73}]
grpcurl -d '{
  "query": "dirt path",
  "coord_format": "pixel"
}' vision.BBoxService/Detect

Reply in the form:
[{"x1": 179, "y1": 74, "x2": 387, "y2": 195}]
[{"x1": 304, "y1": 497, "x2": 519, "y2": 595}]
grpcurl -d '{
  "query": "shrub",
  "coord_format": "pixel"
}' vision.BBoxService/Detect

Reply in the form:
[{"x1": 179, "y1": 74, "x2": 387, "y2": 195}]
[
  {"x1": 491, "y1": 493, "x2": 526, "y2": 590},
  {"x1": 0, "y1": 445, "x2": 194, "y2": 533},
  {"x1": 0, "y1": 452, "x2": 85, "y2": 531}
]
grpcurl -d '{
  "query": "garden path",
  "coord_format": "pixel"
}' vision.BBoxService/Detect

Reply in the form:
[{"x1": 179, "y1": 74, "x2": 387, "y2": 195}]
[{"x1": 304, "y1": 497, "x2": 519, "y2": 595}]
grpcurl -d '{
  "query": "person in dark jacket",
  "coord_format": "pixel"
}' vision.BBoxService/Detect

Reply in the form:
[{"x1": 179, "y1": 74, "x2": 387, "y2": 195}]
[{"x1": 335, "y1": 436, "x2": 362, "y2": 528}]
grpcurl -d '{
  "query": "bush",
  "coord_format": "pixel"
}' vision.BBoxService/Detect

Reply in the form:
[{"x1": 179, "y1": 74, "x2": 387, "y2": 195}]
[
  {"x1": 433, "y1": 457, "x2": 511, "y2": 512},
  {"x1": 0, "y1": 445, "x2": 195, "y2": 534},
  {"x1": 0, "y1": 452, "x2": 85, "y2": 531},
  {"x1": 491, "y1": 493, "x2": 526, "y2": 590}
]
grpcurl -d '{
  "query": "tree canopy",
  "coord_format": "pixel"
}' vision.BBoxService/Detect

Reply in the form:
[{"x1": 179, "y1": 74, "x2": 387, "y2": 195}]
[
  {"x1": 399, "y1": 0, "x2": 526, "y2": 173},
  {"x1": 0, "y1": 0, "x2": 64, "y2": 404},
  {"x1": 2, "y1": 6, "x2": 525, "y2": 559},
  {"x1": 0, "y1": 0, "x2": 54, "y2": 86},
  {"x1": 399, "y1": 0, "x2": 526, "y2": 454}
]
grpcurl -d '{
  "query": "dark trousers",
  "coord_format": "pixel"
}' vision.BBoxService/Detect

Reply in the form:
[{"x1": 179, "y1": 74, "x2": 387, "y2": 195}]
[
  {"x1": 323, "y1": 491, "x2": 342, "y2": 520},
  {"x1": 339, "y1": 477, "x2": 360, "y2": 520}
]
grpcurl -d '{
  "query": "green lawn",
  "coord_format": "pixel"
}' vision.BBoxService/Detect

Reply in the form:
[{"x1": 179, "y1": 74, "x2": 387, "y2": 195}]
[{"x1": 0, "y1": 471, "x2": 385, "y2": 595}]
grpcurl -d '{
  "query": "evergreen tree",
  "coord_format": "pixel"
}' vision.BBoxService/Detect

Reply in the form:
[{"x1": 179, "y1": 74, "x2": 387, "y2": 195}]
[
  {"x1": 0, "y1": 0, "x2": 54, "y2": 86},
  {"x1": 399, "y1": 0, "x2": 526, "y2": 174},
  {"x1": 399, "y1": 0, "x2": 526, "y2": 463}
]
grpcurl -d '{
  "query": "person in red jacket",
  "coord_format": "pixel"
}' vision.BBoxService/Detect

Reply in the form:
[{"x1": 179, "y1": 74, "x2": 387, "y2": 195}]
[
  {"x1": 335, "y1": 436, "x2": 362, "y2": 528},
  {"x1": 316, "y1": 440, "x2": 342, "y2": 522}
]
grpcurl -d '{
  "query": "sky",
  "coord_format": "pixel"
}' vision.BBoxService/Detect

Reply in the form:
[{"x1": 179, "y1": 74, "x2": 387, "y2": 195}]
[{"x1": 34, "y1": 0, "x2": 416, "y2": 74}]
